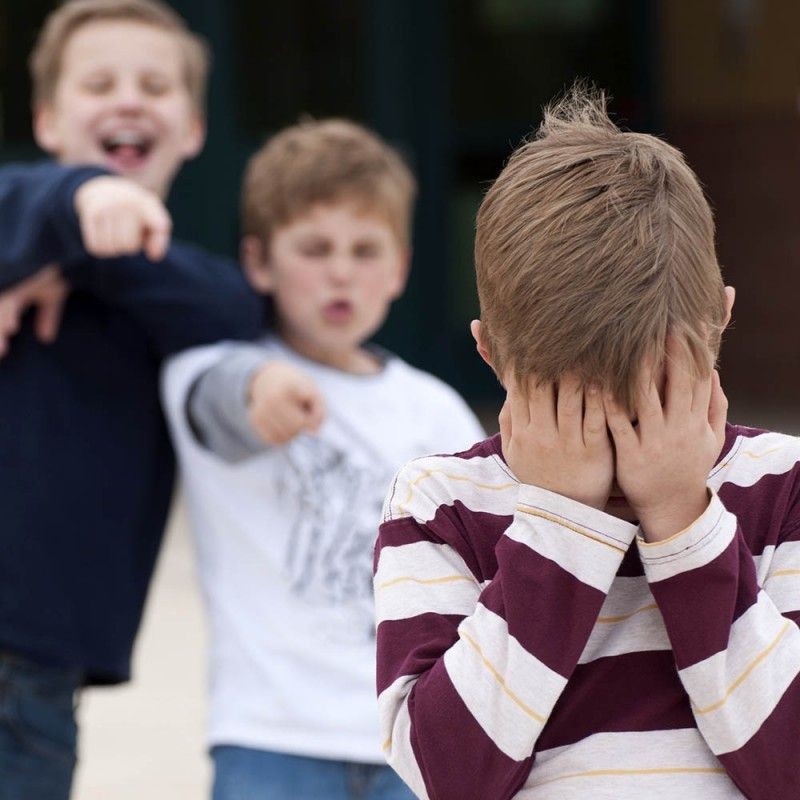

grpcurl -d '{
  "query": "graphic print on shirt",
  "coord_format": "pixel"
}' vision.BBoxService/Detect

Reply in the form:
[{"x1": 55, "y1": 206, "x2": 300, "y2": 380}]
[{"x1": 277, "y1": 430, "x2": 394, "y2": 644}]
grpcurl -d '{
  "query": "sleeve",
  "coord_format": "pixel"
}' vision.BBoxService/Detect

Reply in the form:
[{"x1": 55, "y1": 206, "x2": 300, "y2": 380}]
[
  {"x1": 374, "y1": 468, "x2": 639, "y2": 800},
  {"x1": 0, "y1": 161, "x2": 107, "y2": 289},
  {"x1": 70, "y1": 242, "x2": 264, "y2": 357},
  {"x1": 186, "y1": 346, "x2": 269, "y2": 462},
  {"x1": 638, "y1": 492, "x2": 800, "y2": 800}
]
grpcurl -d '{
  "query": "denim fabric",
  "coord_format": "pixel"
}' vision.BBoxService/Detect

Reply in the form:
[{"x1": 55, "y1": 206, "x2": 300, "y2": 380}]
[
  {"x1": 0, "y1": 653, "x2": 81, "y2": 800},
  {"x1": 211, "y1": 746, "x2": 416, "y2": 800}
]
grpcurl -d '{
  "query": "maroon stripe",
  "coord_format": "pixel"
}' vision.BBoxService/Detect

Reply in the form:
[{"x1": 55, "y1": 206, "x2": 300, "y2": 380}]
[
  {"x1": 375, "y1": 505, "x2": 512, "y2": 582},
  {"x1": 718, "y1": 467, "x2": 800, "y2": 556},
  {"x1": 618, "y1": 544, "x2": 645, "y2": 577},
  {"x1": 716, "y1": 671, "x2": 800, "y2": 799},
  {"x1": 437, "y1": 432, "x2": 503, "y2": 462},
  {"x1": 480, "y1": 536, "x2": 607, "y2": 677},
  {"x1": 648, "y1": 528, "x2": 760, "y2": 669},
  {"x1": 407, "y1": 658, "x2": 533, "y2": 799},
  {"x1": 376, "y1": 613, "x2": 463, "y2": 696},
  {"x1": 536, "y1": 650, "x2": 694, "y2": 751},
  {"x1": 781, "y1": 524, "x2": 800, "y2": 544},
  {"x1": 787, "y1": 609, "x2": 800, "y2": 627}
]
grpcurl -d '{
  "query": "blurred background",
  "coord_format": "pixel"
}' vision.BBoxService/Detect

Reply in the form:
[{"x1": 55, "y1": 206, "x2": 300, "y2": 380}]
[{"x1": 1, "y1": 0, "x2": 799, "y2": 797}]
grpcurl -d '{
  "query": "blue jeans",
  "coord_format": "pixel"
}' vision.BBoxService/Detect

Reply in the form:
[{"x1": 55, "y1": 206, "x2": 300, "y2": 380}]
[
  {"x1": 212, "y1": 746, "x2": 416, "y2": 800},
  {"x1": 0, "y1": 652, "x2": 81, "y2": 800}
]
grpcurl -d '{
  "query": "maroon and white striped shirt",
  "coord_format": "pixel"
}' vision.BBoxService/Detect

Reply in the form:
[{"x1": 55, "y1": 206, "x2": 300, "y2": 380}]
[{"x1": 374, "y1": 424, "x2": 800, "y2": 799}]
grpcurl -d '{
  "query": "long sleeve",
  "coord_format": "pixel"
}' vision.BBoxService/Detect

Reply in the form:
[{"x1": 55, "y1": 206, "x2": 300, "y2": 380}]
[
  {"x1": 374, "y1": 460, "x2": 638, "y2": 800},
  {"x1": 186, "y1": 346, "x2": 268, "y2": 461},
  {"x1": 639, "y1": 492, "x2": 800, "y2": 799},
  {"x1": 0, "y1": 161, "x2": 106, "y2": 288},
  {"x1": 70, "y1": 242, "x2": 263, "y2": 357}
]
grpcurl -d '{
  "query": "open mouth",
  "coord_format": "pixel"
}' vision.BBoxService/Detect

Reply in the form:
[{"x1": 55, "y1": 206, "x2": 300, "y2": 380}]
[
  {"x1": 322, "y1": 300, "x2": 354, "y2": 323},
  {"x1": 100, "y1": 130, "x2": 155, "y2": 170}
]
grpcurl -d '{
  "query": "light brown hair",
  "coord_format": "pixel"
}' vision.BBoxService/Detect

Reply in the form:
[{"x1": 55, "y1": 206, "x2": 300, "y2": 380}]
[
  {"x1": 242, "y1": 118, "x2": 417, "y2": 248},
  {"x1": 475, "y1": 85, "x2": 726, "y2": 412},
  {"x1": 29, "y1": 0, "x2": 210, "y2": 112}
]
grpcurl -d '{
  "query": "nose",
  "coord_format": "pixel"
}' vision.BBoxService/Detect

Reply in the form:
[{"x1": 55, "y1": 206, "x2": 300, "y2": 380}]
[
  {"x1": 110, "y1": 79, "x2": 146, "y2": 113},
  {"x1": 328, "y1": 254, "x2": 356, "y2": 284}
]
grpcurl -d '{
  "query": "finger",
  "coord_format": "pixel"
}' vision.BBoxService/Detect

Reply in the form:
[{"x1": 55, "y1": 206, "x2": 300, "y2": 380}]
[
  {"x1": 528, "y1": 374, "x2": 556, "y2": 432},
  {"x1": 142, "y1": 201, "x2": 172, "y2": 261},
  {"x1": 664, "y1": 333, "x2": 693, "y2": 417},
  {"x1": 708, "y1": 370, "x2": 728, "y2": 442},
  {"x1": 582, "y1": 384, "x2": 607, "y2": 447},
  {"x1": 115, "y1": 213, "x2": 141, "y2": 255},
  {"x1": 556, "y1": 373, "x2": 583, "y2": 439},
  {"x1": 634, "y1": 350, "x2": 662, "y2": 428},
  {"x1": 0, "y1": 299, "x2": 21, "y2": 336},
  {"x1": 34, "y1": 294, "x2": 66, "y2": 344},
  {"x1": 303, "y1": 393, "x2": 326, "y2": 432},
  {"x1": 603, "y1": 391, "x2": 637, "y2": 449}
]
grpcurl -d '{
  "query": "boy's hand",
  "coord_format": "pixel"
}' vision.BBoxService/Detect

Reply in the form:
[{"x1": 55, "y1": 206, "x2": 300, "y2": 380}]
[
  {"x1": 248, "y1": 361, "x2": 326, "y2": 446},
  {"x1": 0, "y1": 265, "x2": 69, "y2": 357},
  {"x1": 604, "y1": 337, "x2": 728, "y2": 542},
  {"x1": 500, "y1": 373, "x2": 614, "y2": 510},
  {"x1": 74, "y1": 176, "x2": 172, "y2": 261}
]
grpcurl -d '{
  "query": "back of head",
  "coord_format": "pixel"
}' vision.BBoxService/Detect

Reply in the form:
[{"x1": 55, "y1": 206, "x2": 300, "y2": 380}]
[
  {"x1": 475, "y1": 84, "x2": 726, "y2": 412},
  {"x1": 30, "y1": 0, "x2": 210, "y2": 112},
  {"x1": 242, "y1": 118, "x2": 416, "y2": 248}
]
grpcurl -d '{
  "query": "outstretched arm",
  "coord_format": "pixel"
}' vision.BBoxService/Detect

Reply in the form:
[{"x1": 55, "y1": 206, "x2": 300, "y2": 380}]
[{"x1": 0, "y1": 162, "x2": 106, "y2": 288}]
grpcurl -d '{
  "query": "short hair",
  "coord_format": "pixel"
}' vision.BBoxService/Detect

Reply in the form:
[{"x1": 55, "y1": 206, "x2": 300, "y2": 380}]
[
  {"x1": 29, "y1": 0, "x2": 210, "y2": 113},
  {"x1": 242, "y1": 119, "x2": 417, "y2": 248},
  {"x1": 475, "y1": 85, "x2": 726, "y2": 412}
]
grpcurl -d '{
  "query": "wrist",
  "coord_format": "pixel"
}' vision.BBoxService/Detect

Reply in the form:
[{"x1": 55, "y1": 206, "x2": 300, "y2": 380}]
[{"x1": 637, "y1": 487, "x2": 711, "y2": 542}]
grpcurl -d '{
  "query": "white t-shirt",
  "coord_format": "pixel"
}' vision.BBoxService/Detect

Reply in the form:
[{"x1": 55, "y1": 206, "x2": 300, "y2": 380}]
[{"x1": 161, "y1": 336, "x2": 485, "y2": 762}]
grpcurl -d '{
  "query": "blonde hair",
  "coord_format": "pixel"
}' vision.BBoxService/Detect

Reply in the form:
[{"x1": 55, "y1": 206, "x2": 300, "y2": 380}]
[
  {"x1": 242, "y1": 118, "x2": 416, "y2": 247},
  {"x1": 29, "y1": 0, "x2": 210, "y2": 112},
  {"x1": 475, "y1": 85, "x2": 726, "y2": 412}
]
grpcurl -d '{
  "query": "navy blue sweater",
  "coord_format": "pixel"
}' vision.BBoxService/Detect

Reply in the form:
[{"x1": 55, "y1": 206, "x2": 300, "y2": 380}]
[{"x1": 0, "y1": 162, "x2": 262, "y2": 683}]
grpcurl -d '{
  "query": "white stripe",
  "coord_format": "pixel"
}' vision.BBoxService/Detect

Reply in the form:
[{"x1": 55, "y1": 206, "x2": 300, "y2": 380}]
[
  {"x1": 753, "y1": 546, "x2": 774, "y2": 586},
  {"x1": 678, "y1": 591, "x2": 800, "y2": 754},
  {"x1": 763, "y1": 540, "x2": 800, "y2": 614},
  {"x1": 443, "y1": 607, "x2": 566, "y2": 761},
  {"x1": 708, "y1": 431, "x2": 800, "y2": 491},
  {"x1": 640, "y1": 496, "x2": 737, "y2": 583},
  {"x1": 521, "y1": 729, "x2": 742, "y2": 799},
  {"x1": 374, "y1": 541, "x2": 480, "y2": 622},
  {"x1": 506, "y1": 507, "x2": 627, "y2": 593},
  {"x1": 384, "y1": 453, "x2": 518, "y2": 523},
  {"x1": 378, "y1": 675, "x2": 430, "y2": 800},
  {"x1": 579, "y1": 576, "x2": 670, "y2": 664}
]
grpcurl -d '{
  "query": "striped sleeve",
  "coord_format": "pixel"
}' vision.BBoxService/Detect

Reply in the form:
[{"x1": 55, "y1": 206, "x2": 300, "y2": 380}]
[
  {"x1": 375, "y1": 467, "x2": 638, "y2": 800},
  {"x1": 638, "y1": 492, "x2": 800, "y2": 799}
]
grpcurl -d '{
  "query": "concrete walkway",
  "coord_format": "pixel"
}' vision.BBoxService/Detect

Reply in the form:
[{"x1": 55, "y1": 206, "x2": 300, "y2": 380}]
[{"x1": 73, "y1": 499, "x2": 210, "y2": 799}]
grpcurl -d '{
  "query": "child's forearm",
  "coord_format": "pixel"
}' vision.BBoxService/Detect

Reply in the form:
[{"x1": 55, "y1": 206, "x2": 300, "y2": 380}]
[
  {"x1": 0, "y1": 162, "x2": 106, "y2": 288},
  {"x1": 639, "y1": 496, "x2": 800, "y2": 799},
  {"x1": 187, "y1": 349, "x2": 267, "y2": 462},
  {"x1": 375, "y1": 470, "x2": 637, "y2": 800}
]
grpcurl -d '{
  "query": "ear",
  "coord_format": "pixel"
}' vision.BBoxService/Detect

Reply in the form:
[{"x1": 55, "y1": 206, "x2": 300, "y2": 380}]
[
  {"x1": 723, "y1": 285, "x2": 736, "y2": 328},
  {"x1": 181, "y1": 114, "x2": 206, "y2": 160},
  {"x1": 33, "y1": 105, "x2": 61, "y2": 155},
  {"x1": 240, "y1": 235, "x2": 273, "y2": 294},
  {"x1": 470, "y1": 319, "x2": 494, "y2": 369}
]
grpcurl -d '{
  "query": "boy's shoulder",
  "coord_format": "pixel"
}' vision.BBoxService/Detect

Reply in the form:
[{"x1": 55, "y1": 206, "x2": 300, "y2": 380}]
[{"x1": 383, "y1": 432, "x2": 512, "y2": 524}]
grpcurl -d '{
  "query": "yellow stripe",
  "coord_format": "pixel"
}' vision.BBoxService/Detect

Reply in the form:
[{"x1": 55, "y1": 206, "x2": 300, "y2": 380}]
[
  {"x1": 716, "y1": 445, "x2": 784, "y2": 472},
  {"x1": 382, "y1": 736, "x2": 392, "y2": 751},
  {"x1": 398, "y1": 468, "x2": 516, "y2": 514},
  {"x1": 597, "y1": 603, "x2": 658, "y2": 624},
  {"x1": 771, "y1": 569, "x2": 800, "y2": 578},
  {"x1": 516, "y1": 505, "x2": 626, "y2": 554},
  {"x1": 377, "y1": 574, "x2": 476, "y2": 591},
  {"x1": 692, "y1": 621, "x2": 791, "y2": 715},
  {"x1": 459, "y1": 631, "x2": 546, "y2": 723},
  {"x1": 529, "y1": 766, "x2": 726, "y2": 789}
]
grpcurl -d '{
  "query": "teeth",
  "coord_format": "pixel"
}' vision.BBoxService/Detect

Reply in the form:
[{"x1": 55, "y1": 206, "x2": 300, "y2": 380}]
[{"x1": 106, "y1": 131, "x2": 147, "y2": 147}]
